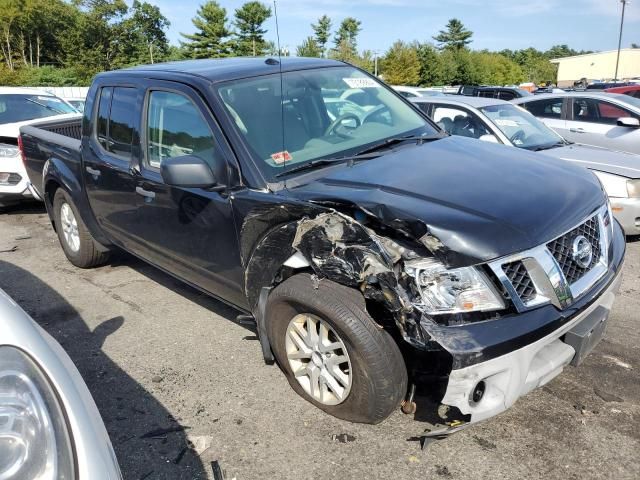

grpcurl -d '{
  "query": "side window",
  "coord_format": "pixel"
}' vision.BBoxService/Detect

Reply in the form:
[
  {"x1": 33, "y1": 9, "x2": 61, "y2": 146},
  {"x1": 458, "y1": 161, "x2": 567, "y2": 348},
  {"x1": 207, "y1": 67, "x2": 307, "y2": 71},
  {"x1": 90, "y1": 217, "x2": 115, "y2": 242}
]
[
  {"x1": 522, "y1": 98, "x2": 563, "y2": 119},
  {"x1": 572, "y1": 98, "x2": 635, "y2": 124},
  {"x1": 498, "y1": 91, "x2": 516, "y2": 101},
  {"x1": 596, "y1": 101, "x2": 633, "y2": 124},
  {"x1": 399, "y1": 91, "x2": 417, "y2": 98},
  {"x1": 95, "y1": 86, "x2": 136, "y2": 159},
  {"x1": 415, "y1": 102, "x2": 431, "y2": 116},
  {"x1": 109, "y1": 88, "x2": 137, "y2": 158},
  {"x1": 432, "y1": 106, "x2": 488, "y2": 138},
  {"x1": 96, "y1": 87, "x2": 112, "y2": 150},
  {"x1": 146, "y1": 90, "x2": 216, "y2": 169}
]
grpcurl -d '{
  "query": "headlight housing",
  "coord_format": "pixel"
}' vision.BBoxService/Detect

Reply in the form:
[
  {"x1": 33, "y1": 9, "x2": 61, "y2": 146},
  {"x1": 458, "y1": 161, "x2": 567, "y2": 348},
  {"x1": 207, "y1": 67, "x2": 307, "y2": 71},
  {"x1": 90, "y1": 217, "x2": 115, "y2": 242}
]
[
  {"x1": 405, "y1": 259, "x2": 505, "y2": 315},
  {"x1": 627, "y1": 178, "x2": 640, "y2": 198},
  {"x1": 0, "y1": 346, "x2": 75, "y2": 480},
  {"x1": 0, "y1": 144, "x2": 19, "y2": 158}
]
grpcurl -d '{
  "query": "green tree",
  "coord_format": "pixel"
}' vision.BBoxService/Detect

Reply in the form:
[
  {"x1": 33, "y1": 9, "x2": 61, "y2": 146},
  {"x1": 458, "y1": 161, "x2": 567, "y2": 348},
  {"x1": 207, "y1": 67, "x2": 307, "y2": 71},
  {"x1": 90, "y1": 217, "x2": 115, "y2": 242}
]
[
  {"x1": 312, "y1": 15, "x2": 331, "y2": 57},
  {"x1": 471, "y1": 51, "x2": 523, "y2": 85},
  {"x1": 119, "y1": 1, "x2": 170, "y2": 65},
  {"x1": 181, "y1": 1, "x2": 231, "y2": 59},
  {"x1": 0, "y1": 0, "x2": 25, "y2": 70},
  {"x1": 433, "y1": 18, "x2": 473, "y2": 50},
  {"x1": 416, "y1": 43, "x2": 445, "y2": 85},
  {"x1": 381, "y1": 41, "x2": 420, "y2": 85},
  {"x1": 296, "y1": 36, "x2": 321, "y2": 57},
  {"x1": 331, "y1": 17, "x2": 361, "y2": 59},
  {"x1": 232, "y1": 1, "x2": 271, "y2": 56}
]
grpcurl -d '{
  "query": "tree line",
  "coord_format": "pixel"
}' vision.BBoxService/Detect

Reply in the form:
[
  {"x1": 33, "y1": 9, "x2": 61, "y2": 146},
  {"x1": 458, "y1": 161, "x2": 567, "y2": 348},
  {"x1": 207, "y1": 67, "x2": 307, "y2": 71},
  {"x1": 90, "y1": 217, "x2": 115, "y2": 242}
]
[{"x1": 0, "y1": 0, "x2": 600, "y2": 87}]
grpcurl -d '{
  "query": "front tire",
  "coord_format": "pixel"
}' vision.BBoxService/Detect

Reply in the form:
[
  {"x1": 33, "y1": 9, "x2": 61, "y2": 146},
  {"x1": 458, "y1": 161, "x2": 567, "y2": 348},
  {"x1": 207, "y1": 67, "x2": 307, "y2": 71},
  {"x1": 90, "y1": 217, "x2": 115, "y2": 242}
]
[
  {"x1": 53, "y1": 189, "x2": 109, "y2": 268},
  {"x1": 266, "y1": 273, "x2": 407, "y2": 424}
]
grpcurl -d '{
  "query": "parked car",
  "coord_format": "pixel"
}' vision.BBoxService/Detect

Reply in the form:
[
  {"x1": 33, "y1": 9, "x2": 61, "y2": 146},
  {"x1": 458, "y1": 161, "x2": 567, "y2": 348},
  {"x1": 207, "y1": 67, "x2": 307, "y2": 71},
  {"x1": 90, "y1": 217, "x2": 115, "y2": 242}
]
[
  {"x1": 586, "y1": 82, "x2": 632, "y2": 90},
  {"x1": 514, "y1": 92, "x2": 640, "y2": 155},
  {"x1": 0, "y1": 87, "x2": 80, "y2": 207},
  {"x1": 458, "y1": 85, "x2": 532, "y2": 100},
  {"x1": 412, "y1": 96, "x2": 640, "y2": 235},
  {"x1": 391, "y1": 86, "x2": 445, "y2": 98},
  {"x1": 20, "y1": 58, "x2": 625, "y2": 436},
  {"x1": 0, "y1": 287, "x2": 121, "y2": 479},
  {"x1": 605, "y1": 84, "x2": 640, "y2": 99},
  {"x1": 65, "y1": 97, "x2": 87, "y2": 112}
]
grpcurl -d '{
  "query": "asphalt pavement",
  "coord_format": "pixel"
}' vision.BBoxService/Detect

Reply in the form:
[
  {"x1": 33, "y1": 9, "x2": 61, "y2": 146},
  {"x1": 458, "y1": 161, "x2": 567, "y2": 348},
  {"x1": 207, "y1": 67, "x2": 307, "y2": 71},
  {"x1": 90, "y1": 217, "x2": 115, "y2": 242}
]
[{"x1": 0, "y1": 203, "x2": 638, "y2": 480}]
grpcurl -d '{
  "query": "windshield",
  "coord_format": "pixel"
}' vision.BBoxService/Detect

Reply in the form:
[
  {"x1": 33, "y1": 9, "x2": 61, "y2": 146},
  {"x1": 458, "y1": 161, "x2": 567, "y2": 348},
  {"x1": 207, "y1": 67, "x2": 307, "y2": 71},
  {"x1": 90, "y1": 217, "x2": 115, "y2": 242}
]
[
  {"x1": 0, "y1": 94, "x2": 77, "y2": 124},
  {"x1": 480, "y1": 103, "x2": 564, "y2": 150},
  {"x1": 612, "y1": 93, "x2": 640, "y2": 110},
  {"x1": 215, "y1": 66, "x2": 437, "y2": 179}
]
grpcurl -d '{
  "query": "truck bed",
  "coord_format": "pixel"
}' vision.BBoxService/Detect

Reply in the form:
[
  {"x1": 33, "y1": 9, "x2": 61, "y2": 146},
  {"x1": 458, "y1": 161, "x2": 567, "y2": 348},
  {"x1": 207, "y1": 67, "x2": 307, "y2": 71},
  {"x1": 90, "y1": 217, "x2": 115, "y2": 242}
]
[{"x1": 20, "y1": 117, "x2": 83, "y2": 199}]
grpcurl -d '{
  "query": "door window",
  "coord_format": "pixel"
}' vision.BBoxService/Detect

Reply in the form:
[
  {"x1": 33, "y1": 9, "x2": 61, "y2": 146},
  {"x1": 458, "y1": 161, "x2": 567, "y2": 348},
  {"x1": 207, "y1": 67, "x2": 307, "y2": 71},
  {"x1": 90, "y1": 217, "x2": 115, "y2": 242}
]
[
  {"x1": 145, "y1": 90, "x2": 216, "y2": 169},
  {"x1": 573, "y1": 98, "x2": 636, "y2": 125},
  {"x1": 94, "y1": 86, "x2": 137, "y2": 159},
  {"x1": 520, "y1": 98, "x2": 563, "y2": 119},
  {"x1": 432, "y1": 105, "x2": 489, "y2": 139},
  {"x1": 497, "y1": 91, "x2": 516, "y2": 101}
]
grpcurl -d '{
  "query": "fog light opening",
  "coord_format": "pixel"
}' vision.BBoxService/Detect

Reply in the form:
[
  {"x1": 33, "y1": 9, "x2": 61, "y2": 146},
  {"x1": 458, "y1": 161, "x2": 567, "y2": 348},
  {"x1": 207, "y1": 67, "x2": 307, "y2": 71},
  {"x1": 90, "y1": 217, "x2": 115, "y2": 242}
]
[{"x1": 471, "y1": 381, "x2": 486, "y2": 404}]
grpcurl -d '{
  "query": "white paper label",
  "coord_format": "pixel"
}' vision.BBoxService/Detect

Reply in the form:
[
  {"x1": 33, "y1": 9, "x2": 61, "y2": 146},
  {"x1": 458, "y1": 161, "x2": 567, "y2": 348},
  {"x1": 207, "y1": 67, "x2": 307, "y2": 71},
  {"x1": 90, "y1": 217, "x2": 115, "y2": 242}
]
[{"x1": 343, "y1": 77, "x2": 380, "y2": 89}]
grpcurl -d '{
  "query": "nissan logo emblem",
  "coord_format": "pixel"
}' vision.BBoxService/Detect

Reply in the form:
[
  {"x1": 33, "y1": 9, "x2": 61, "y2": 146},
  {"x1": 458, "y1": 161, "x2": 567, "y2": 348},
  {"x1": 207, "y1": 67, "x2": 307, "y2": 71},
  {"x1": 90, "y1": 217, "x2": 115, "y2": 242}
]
[{"x1": 572, "y1": 235, "x2": 593, "y2": 269}]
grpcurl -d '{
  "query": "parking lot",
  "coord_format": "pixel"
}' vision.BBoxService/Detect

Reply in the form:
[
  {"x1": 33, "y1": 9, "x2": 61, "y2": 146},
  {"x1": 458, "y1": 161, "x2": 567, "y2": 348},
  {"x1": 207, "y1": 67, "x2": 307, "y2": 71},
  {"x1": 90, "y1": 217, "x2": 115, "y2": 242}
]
[{"x1": 1, "y1": 203, "x2": 638, "y2": 480}]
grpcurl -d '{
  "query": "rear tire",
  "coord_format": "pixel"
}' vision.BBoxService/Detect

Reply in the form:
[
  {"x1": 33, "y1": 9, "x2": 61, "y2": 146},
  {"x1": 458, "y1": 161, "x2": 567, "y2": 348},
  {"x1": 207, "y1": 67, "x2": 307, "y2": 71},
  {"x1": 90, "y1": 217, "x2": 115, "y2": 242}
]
[
  {"x1": 53, "y1": 189, "x2": 109, "y2": 268},
  {"x1": 266, "y1": 273, "x2": 407, "y2": 424}
]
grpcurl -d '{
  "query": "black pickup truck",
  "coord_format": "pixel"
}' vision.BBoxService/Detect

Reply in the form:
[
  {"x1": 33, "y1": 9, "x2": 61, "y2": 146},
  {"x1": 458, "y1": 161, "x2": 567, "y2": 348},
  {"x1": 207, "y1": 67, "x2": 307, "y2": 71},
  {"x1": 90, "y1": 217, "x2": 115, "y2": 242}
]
[{"x1": 20, "y1": 58, "x2": 625, "y2": 434}]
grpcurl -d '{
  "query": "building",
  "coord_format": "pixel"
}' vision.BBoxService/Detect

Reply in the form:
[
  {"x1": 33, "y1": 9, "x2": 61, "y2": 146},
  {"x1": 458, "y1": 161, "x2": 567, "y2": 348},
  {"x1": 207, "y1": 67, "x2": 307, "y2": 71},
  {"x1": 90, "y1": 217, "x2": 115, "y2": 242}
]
[{"x1": 551, "y1": 49, "x2": 640, "y2": 87}]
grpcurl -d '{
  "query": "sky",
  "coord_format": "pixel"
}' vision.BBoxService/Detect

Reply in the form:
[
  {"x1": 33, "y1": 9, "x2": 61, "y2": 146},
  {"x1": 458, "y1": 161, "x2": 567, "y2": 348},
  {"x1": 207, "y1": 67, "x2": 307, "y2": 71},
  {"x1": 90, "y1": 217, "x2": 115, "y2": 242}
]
[{"x1": 144, "y1": 0, "x2": 640, "y2": 55}]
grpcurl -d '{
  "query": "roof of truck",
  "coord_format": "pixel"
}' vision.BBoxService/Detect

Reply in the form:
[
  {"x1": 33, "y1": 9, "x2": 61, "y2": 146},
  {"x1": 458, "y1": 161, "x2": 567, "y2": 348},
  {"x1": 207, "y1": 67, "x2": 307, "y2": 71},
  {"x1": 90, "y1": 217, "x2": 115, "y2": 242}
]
[{"x1": 120, "y1": 57, "x2": 346, "y2": 83}]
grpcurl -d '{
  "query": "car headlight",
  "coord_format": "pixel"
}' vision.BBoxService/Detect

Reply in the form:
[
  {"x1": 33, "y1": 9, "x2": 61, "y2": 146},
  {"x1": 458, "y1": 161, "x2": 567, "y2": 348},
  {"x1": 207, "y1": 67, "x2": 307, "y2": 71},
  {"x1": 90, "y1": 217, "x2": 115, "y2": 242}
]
[
  {"x1": 592, "y1": 171, "x2": 632, "y2": 198},
  {"x1": 627, "y1": 178, "x2": 640, "y2": 198},
  {"x1": 405, "y1": 259, "x2": 505, "y2": 315},
  {"x1": 0, "y1": 346, "x2": 74, "y2": 480},
  {"x1": 0, "y1": 144, "x2": 19, "y2": 158}
]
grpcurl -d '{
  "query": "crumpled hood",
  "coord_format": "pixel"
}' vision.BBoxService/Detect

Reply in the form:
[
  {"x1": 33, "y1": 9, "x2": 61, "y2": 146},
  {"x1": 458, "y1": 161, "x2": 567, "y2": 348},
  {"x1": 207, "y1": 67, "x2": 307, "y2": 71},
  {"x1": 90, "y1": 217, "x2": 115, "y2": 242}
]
[
  {"x1": 287, "y1": 136, "x2": 607, "y2": 267},
  {"x1": 538, "y1": 143, "x2": 640, "y2": 179}
]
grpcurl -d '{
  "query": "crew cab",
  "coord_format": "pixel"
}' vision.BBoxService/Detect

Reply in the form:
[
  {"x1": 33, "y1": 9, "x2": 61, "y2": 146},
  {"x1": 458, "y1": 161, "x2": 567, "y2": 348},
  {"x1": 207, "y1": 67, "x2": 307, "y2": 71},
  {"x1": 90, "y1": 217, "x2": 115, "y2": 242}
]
[{"x1": 20, "y1": 58, "x2": 625, "y2": 435}]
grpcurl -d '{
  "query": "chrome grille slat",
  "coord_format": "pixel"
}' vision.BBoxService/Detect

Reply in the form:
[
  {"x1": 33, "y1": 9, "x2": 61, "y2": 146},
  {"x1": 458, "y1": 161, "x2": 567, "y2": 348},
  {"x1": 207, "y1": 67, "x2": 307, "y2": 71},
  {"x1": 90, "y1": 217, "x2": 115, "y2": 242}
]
[{"x1": 502, "y1": 261, "x2": 536, "y2": 303}]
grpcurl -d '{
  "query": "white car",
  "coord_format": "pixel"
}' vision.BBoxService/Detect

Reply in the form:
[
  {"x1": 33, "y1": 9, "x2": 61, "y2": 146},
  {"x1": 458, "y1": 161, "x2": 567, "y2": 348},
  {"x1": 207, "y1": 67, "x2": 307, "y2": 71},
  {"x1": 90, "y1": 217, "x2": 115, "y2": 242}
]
[
  {"x1": 412, "y1": 95, "x2": 640, "y2": 235},
  {"x1": 391, "y1": 85, "x2": 445, "y2": 98},
  {"x1": 0, "y1": 286, "x2": 121, "y2": 479},
  {"x1": 0, "y1": 87, "x2": 80, "y2": 207}
]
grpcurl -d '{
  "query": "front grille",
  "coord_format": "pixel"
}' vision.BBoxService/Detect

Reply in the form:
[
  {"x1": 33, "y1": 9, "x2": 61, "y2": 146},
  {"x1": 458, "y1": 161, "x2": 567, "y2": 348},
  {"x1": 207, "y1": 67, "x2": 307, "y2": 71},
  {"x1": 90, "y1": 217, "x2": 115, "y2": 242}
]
[
  {"x1": 502, "y1": 260, "x2": 536, "y2": 303},
  {"x1": 547, "y1": 215, "x2": 601, "y2": 284}
]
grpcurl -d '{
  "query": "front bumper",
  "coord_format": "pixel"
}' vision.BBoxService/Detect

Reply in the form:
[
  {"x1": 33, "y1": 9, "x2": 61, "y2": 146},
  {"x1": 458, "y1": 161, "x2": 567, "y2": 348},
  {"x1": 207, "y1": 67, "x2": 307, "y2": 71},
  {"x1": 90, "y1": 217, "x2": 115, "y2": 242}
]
[
  {"x1": 416, "y1": 219, "x2": 626, "y2": 434},
  {"x1": 0, "y1": 154, "x2": 37, "y2": 204},
  {"x1": 610, "y1": 197, "x2": 640, "y2": 235}
]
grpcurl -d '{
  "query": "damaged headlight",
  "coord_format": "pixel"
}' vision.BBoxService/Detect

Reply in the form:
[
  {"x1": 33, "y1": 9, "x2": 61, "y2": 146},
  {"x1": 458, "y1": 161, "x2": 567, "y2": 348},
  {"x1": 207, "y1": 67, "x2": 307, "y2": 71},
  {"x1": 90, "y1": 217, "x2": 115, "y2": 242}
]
[
  {"x1": 0, "y1": 347, "x2": 75, "y2": 480},
  {"x1": 405, "y1": 259, "x2": 505, "y2": 315}
]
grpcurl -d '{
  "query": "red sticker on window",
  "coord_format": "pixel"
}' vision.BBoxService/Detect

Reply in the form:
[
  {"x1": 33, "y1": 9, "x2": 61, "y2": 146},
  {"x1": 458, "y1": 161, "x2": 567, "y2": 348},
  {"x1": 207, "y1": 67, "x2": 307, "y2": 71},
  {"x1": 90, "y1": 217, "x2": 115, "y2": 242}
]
[{"x1": 271, "y1": 151, "x2": 292, "y2": 164}]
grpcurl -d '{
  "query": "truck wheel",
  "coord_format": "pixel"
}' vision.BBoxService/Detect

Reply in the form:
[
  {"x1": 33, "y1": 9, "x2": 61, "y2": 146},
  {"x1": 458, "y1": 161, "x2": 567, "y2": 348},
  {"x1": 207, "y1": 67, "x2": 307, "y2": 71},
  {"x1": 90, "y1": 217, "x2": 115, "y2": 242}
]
[
  {"x1": 53, "y1": 189, "x2": 109, "y2": 268},
  {"x1": 266, "y1": 273, "x2": 407, "y2": 424}
]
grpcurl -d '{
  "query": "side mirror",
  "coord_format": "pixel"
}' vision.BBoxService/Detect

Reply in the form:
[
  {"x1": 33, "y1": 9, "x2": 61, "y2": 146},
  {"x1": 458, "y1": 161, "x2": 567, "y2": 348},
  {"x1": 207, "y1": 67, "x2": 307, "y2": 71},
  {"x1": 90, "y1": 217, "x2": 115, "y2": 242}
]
[
  {"x1": 617, "y1": 117, "x2": 640, "y2": 128},
  {"x1": 160, "y1": 155, "x2": 219, "y2": 189},
  {"x1": 479, "y1": 134, "x2": 499, "y2": 144}
]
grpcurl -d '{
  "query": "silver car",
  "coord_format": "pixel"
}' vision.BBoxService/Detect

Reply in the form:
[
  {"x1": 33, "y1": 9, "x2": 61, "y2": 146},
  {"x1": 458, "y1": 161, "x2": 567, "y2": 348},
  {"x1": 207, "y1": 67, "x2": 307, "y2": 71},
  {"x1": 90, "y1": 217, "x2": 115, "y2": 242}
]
[
  {"x1": 412, "y1": 96, "x2": 640, "y2": 235},
  {"x1": 0, "y1": 287, "x2": 121, "y2": 479},
  {"x1": 512, "y1": 92, "x2": 640, "y2": 155}
]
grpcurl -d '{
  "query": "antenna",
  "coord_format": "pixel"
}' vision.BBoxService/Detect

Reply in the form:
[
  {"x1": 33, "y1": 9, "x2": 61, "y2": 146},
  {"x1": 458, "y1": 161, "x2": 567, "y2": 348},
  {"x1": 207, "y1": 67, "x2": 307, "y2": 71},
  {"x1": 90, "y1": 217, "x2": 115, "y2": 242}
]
[{"x1": 273, "y1": 1, "x2": 287, "y2": 177}]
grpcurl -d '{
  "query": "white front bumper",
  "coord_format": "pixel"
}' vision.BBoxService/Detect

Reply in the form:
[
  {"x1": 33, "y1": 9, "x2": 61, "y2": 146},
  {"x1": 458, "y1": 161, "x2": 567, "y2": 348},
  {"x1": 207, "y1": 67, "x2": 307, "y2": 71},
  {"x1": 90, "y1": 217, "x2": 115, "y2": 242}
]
[
  {"x1": 440, "y1": 267, "x2": 623, "y2": 426},
  {"x1": 0, "y1": 153, "x2": 32, "y2": 200}
]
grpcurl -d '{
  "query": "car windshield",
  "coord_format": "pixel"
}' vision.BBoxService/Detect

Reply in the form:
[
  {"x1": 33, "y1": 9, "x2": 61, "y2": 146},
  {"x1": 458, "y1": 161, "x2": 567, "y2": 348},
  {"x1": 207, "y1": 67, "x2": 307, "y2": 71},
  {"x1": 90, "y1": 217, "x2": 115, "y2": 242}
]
[
  {"x1": 215, "y1": 66, "x2": 437, "y2": 179},
  {"x1": 612, "y1": 94, "x2": 640, "y2": 110},
  {"x1": 0, "y1": 94, "x2": 77, "y2": 124},
  {"x1": 480, "y1": 103, "x2": 564, "y2": 150}
]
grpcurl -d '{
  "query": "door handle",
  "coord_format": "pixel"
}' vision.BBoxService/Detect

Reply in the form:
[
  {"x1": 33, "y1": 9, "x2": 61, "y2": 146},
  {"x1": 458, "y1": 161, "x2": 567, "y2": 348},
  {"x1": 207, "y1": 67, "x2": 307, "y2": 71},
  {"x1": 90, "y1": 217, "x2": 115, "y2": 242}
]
[
  {"x1": 86, "y1": 166, "x2": 101, "y2": 177},
  {"x1": 569, "y1": 127, "x2": 585, "y2": 133},
  {"x1": 136, "y1": 186, "x2": 156, "y2": 200}
]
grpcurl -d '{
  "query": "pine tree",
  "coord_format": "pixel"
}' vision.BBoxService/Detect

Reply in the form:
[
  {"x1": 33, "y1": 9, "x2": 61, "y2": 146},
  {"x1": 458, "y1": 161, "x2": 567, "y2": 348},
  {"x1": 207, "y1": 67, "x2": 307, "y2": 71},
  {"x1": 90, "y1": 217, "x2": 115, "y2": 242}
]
[
  {"x1": 232, "y1": 1, "x2": 271, "y2": 56},
  {"x1": 180, "y1": 1, "x2": 231, "y2": 59},
  {"x1": 433, "y1": 18, "x2": 473, "y2": 50}
]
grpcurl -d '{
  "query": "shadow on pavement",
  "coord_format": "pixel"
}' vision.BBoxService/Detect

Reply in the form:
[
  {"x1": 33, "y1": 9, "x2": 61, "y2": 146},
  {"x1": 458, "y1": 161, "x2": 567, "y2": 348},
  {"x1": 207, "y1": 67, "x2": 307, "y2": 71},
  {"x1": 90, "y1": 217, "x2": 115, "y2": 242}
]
[{"x1": 0, "y1": 260, "x2": 209, "y2": 480}]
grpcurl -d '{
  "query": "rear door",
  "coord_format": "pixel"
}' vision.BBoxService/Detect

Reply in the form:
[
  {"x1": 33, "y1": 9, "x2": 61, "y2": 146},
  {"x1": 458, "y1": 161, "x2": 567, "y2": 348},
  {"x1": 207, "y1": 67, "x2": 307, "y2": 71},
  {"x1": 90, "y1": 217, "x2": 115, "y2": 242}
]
[
  {"x1": 129, "y1": 82, "x2": 245, "y2": 306},
  {"x1": 519, "y1": 97, "x2": 568, "y2": 138},
  {"x1": 566, "y1": 97, "x2": 640, "y2": 153},
  {"x1": 83, "y1": 85, "x2": 143, "y2": 252}
]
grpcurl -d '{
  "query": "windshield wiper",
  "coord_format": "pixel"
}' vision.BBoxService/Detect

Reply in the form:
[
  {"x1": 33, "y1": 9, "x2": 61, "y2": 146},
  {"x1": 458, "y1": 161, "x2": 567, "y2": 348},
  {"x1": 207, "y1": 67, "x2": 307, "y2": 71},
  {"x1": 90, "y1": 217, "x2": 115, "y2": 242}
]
[
  {"x1": 25, "y1": 98, "x2": 65, "y2": 114},
  {"x1": 351, "y1": 133, "x2": 445, "y2": 157},
  {"x1": 532, "y1": 141, "x2": 567, "y2": 151}
]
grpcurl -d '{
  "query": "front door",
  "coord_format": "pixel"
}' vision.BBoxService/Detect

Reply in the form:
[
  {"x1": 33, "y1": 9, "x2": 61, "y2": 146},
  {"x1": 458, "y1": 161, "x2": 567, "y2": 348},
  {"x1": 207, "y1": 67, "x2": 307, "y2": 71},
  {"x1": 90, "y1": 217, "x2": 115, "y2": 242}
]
[
  {"x1": 83, "y1": 85, "x2": 142, "y2": 252},
  {"x1": 131, "y1": 83, "x2": 245, "y2": 307}
]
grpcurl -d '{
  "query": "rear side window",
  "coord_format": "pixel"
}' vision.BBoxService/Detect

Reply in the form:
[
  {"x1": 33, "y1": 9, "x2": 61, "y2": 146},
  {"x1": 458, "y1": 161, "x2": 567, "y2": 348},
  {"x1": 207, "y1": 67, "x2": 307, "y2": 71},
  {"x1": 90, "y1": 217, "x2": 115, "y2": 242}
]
[
  {"x1": 145, "y1": 90, "x2": 216, "y2": 169},
  {"x1": 521, "y1": 98, "x2": 563, "y2": 119},
  {"x1": 95, "y1": 86, "x2": 137, "y2": 159},
  {"x1": 497, "y1": 91, "x2": 516, "y2": 101}
]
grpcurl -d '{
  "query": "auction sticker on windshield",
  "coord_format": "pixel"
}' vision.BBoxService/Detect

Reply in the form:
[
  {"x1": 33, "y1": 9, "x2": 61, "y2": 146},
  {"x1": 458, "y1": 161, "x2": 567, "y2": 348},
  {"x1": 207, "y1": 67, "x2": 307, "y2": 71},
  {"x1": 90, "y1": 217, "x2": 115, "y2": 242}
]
[{"x1": 343, "y1": 78, "x2": 380, "y2": 89}]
